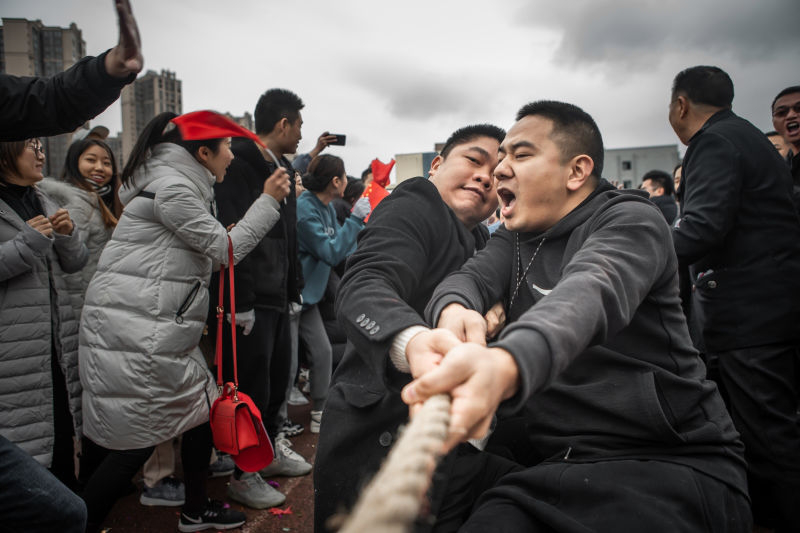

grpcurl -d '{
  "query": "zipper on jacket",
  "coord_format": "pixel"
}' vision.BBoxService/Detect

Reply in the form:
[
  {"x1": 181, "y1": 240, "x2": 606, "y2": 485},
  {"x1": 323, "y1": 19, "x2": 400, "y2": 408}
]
[{"x1": 176, "y1": 281, "x2": 202, "y2": 324}]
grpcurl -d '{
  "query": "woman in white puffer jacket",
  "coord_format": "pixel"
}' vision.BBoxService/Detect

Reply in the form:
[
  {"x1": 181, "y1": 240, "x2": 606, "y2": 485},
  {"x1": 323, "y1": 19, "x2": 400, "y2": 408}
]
[{"x1": 78, "y1": 111, "x2": 292, "y2": 532}]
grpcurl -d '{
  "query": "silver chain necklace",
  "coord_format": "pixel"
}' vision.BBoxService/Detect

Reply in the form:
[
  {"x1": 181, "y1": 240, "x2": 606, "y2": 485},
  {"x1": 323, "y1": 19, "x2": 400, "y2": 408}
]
[{"x1": 509, "y1": 234, "x2": 546, "y2": 311}]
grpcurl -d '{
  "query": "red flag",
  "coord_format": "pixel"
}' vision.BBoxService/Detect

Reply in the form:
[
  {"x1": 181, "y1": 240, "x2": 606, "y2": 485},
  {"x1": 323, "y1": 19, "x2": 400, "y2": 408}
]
[
  {"x1": 359, "y1": 181, "x2": 389, "y2": 223},
  {"x1": 370, "y1": 158, "x2": 395, "y2": 187}
]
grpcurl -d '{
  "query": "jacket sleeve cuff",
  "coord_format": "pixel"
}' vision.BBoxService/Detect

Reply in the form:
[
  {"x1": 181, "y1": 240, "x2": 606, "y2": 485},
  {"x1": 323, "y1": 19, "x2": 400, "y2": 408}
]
[
  {"x1": 389, "y1": 325, "x2": 429, "y2": 373},
  {"x1": 491, "y1": 328, "x2": 552, "y2": 415}
]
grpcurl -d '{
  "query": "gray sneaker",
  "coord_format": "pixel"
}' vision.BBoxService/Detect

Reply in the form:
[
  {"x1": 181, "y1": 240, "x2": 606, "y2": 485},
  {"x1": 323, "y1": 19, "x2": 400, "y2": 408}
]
[
  {"x1": 140, "y1": 477, "x2": 185, "y2": 506},
  {"x1": 226, "y1": 471, "x2": 286, "y2": 509},
  {"x1": 259, "y1": 436, "x2": 312, "y2": 477},
  {"x1": 209, "y1": 453, "x2": 235, "y2": 478}
]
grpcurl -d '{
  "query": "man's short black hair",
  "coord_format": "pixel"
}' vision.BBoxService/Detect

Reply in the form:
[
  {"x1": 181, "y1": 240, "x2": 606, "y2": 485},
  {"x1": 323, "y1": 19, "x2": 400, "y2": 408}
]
[
  {"x1": 771, "y1": 86, "x2": 800, "y2": 112},
  {"x1": 361, "y1": 166, "x2": 372, "y2": 180},
  {"x1": 254, "y1": 89, "x2": 304, "y2": 135},
  {"x1": 641, "y1": 169, "x2": 674, "y2": 196},
  {"x1": 672, "y1": 66, "x2": 734, "y2": 109},
  {"x1": 440, "y1": 124, "x2": 505, "y2": 160},
  {"x1": 515, "y1": 100, "x2": 604, "y2": 178}
]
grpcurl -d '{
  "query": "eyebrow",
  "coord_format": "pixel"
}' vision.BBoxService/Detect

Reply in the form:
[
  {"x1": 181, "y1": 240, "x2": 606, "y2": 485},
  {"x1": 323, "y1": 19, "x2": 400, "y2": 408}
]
[
  {"x1": 498, "y1": 140, "x2": 536, "y2": 154},
  {"x1": 464, "y1": 146, "x2": 491, "y2": 159}
]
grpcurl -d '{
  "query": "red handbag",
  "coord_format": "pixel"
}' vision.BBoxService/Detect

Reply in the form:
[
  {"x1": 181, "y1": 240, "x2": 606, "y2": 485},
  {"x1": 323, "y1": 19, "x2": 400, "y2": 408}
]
[{"x1": 209, "y1": 236, "x2": 274, "y2": 472}]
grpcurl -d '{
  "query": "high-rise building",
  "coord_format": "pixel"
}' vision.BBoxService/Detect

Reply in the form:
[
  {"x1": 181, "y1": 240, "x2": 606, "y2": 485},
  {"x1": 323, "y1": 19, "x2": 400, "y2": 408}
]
[
  {"x1": 121, "y1": 70, "x2": 182, "y2": 164},
  {"x1": 0, "y1": 18, "x2": 85, "y2": 176}
]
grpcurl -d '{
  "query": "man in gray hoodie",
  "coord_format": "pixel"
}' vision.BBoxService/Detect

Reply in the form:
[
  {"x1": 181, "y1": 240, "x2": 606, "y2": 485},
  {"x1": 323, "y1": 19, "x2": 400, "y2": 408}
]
[{"x1": 404, "y1": 100, "x2": 751, "y2": 531}]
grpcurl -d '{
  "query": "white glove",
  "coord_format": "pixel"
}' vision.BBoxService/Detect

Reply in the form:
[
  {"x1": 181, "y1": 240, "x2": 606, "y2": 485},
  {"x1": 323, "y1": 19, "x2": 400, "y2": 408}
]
[
  {"x1": 351, "y1": 196, "x2": 371, "y2": 221},
  {"x1": 288, "y1": 301, "x2": 303, "y2": 317},
  {"x1": 226, "y1": 309, "x2": 255, "y2": 335}
]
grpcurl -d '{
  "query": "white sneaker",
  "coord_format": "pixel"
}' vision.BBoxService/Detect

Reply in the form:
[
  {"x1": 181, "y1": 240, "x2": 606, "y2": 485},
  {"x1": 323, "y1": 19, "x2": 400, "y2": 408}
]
[
  {"x1": 259, "y1": 435, "x2": 312, "y2": 477},
  {"x1": 288, "y1": 386, "x2": 309, "y2": 406},
  {"x1": 310, "y1": 410, "x2": 322, "y2": 434},
  {"x1": 226, "y1": 471, "x2": 286, "y2": 509}
]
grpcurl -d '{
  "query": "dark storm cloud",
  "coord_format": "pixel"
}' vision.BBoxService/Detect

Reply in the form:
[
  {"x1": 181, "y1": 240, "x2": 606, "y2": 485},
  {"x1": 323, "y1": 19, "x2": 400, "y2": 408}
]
[
  {"x1": 516, "y1": 0, "x2": 799, "y2": 68},
  {"x1": 348, "y1": 62, "x2": 485, "y2": 120}
]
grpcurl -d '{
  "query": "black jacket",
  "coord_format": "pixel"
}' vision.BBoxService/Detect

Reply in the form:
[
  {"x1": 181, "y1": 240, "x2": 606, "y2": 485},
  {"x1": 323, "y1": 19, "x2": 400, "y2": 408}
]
[
  {"x1": 427, "y1": 180, "x2": 746, "y2": 495},
  {"x1": 673, "y1": 109, "x2": 800, "y2": 351},
  {"x1": 650, "y1": 194, "x2": 677, "y2": 224},
  {"x1": 314, "y1": 177, "x2": 489, "y2": 529},
  {"x1": 213, "y1": 138, "x2": 302, "y2": 311},
  {"x1": 0, "y1": 51, "x2": 134, "y2": 141}
]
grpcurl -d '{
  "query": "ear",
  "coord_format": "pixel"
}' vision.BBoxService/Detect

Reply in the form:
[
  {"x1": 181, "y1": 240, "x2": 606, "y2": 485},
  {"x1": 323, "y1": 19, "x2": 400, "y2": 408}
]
[
  {"x1": 427, "y1": 154, "x2": 444, "y2": 180},
  {"x1": 196, "y1": 146, "x2": 212, "y2": 164},
  {"x1": 676, "y1": 95, "x2": 689, "y2": 119},
  {"x1": 566, "y1": 154, "x2": 595, "y2": 192}
]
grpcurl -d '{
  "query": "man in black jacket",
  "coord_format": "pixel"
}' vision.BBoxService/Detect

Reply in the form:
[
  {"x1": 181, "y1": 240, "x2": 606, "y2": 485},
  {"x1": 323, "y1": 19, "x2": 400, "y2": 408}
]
[
  {"x1": 407, "y1": 101, "x2": 750, "y2": 531},
  {"x1": 639, "y1": 169, "x2": 677, "y2": 224},
  {"x1": 0, "y1": 0, "x2": 141, "y2": 141},
  {"x1": 212, "y1": 88, "x2": 312, "y2": 509},
  {"x1": 314, "y1": 124, "x2": 513, "y2": 532},
  {"x1": 669, "y1": 66, "x2": 800, "y2": 531}
]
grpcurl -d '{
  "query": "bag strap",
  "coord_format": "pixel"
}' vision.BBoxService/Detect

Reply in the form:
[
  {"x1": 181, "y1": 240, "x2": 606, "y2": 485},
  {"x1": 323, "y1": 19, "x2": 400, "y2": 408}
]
[{"x1": 215, "y1": 235, "x2": 238, "y2": 390}]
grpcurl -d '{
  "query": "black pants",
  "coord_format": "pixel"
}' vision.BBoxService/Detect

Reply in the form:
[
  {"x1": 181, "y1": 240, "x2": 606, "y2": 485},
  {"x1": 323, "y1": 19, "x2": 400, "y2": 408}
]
[
  {"x1": 712, "y1": 343, "x2": 800, "y2": 532},
  {"x1": 80, "y1": 422, "x2": 212, "y2": 533},
  {"x1": 50, "y1": 350, "x2": 77, "y2": 490},
  {"x1": 218, "y1": 307, "x2": 291, "y2": 439},
  {"x1": 461, "y1": 459, "x2": 751, "y2": 532}
]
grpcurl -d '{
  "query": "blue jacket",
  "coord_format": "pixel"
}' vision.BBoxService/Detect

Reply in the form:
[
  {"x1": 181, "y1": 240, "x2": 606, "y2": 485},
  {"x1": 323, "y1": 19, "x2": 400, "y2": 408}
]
[{"x1": 297, "y1": 190, "x2": 364, "y2": 305}]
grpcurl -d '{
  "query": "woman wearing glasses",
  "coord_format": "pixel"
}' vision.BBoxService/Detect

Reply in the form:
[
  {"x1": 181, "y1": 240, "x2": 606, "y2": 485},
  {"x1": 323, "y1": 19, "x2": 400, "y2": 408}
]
[{"x1": 0, "y1": 138, "x2": 88, "y2": 491}]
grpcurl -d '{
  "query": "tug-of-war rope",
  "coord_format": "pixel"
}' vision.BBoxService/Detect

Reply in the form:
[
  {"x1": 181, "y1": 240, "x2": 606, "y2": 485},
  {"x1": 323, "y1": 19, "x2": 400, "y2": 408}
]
[{"x1": 336, "y1": 394, "x2": 452, "y2": 533}]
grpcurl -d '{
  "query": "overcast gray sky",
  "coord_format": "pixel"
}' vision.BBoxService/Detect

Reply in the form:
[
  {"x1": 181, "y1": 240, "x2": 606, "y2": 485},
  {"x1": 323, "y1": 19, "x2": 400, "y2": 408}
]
[{"x1": 3, "y1": 0, "x2": 797, "y2": 179}]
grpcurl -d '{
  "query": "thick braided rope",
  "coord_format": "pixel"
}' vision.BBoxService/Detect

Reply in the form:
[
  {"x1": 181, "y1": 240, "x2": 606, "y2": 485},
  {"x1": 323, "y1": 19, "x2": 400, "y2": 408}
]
[{"x1": 337, "y1": 394, "x2": 452, "y2": 533}]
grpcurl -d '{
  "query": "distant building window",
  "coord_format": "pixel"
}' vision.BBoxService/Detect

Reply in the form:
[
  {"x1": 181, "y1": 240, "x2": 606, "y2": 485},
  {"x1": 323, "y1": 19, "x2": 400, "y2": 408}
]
[{"x1": 622, "y1": 161, "x2": 632, "y2": 170}]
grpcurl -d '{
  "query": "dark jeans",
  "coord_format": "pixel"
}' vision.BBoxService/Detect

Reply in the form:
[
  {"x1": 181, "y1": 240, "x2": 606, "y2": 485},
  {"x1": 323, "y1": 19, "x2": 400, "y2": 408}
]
[
  {"x1": 81, "y1": 422, "x2": 212, "y2": 533},
  {"x1": 461, "y1": 459, "x2": 751, "y2": 532},
  {"x1": 713, "y1": 343, "x2": 800, "y2": 532},
  {"x1": 50, "y1": 350, "x2": 77, "y2": 490},
  {"x1": 219, "y1": 307, "x2": 291, "y2": 439},
  {"x1": 0, "y1": 434, "x2": 87, "y2": 533}
]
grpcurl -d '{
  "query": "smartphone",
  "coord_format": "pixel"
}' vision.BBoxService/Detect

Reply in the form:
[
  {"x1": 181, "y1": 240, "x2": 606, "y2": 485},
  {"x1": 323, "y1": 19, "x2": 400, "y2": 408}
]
[{"x1": 329, "y1": 134, "x2": 346, "y2": 146}]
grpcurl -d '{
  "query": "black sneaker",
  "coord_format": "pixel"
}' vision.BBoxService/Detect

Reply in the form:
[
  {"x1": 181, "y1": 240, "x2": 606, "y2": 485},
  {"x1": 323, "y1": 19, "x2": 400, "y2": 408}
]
[
  {"x1": 281, "y1": 418, "x2": 304, "y2": 437},
  {"x1": 178, "y1": 500, "x2": 246, "y2": 532}
]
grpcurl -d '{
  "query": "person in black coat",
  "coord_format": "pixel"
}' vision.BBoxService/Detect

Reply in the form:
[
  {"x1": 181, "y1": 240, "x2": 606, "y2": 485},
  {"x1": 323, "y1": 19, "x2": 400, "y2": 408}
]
[
  {"x1": 669, "y1": 66, "x2": 800, "y2": 531},
  {"x1": 639, "y1": 169, "x2": 678, "y2": 224},
  {"x1": 0, "y1": 0, "x2": 141, "y2": 141},
  {"x1": 209, "y1": 89, "x2": 312, "y2": 509},
  {"x1": 314, "y1": 124, "x2": 515, "y2": 532}
]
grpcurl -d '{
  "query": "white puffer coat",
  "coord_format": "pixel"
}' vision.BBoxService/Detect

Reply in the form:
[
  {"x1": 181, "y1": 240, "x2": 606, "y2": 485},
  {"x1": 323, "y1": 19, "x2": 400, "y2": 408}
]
[
  {"x1": 37, "y1": 178, "x2": 114, "y2": 315},
  {"x1": 0, "y1": 188, "x2": 88, "y2": 466},
  {"x1": 80, "y1": 143, "x2": 280, "y2": 450}
]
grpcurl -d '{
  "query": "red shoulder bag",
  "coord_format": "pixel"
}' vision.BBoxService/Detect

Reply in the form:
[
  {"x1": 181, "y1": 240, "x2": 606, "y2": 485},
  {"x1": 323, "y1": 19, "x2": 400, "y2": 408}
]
[{"x1": 209, "y1": 236, "x2": 274, "y2": 472}]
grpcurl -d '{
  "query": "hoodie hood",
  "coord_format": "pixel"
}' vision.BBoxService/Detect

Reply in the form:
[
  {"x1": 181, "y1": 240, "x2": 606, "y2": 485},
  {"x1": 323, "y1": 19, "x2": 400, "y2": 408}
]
[
  {"x1": 119, "y1": 143, "x2": 215, "y2": 205},
  {"x1": 518, "y1": 179, "x2": 651, "y2": 243}
]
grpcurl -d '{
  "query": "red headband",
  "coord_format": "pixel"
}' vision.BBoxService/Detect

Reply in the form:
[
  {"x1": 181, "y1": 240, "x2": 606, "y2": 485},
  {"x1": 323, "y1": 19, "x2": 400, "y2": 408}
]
[{"x1": 170, "y1": 110, "x2": 264, "y2": 147}]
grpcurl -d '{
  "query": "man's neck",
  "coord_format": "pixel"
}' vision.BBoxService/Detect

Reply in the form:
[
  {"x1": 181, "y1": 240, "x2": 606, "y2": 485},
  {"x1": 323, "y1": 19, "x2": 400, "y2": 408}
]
[{"x1": 260, "y1": 134, "x2": 283, "y2": 160}]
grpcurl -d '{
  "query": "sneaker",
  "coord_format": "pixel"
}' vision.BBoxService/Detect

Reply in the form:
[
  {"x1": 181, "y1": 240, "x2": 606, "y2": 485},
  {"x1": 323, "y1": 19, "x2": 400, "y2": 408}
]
[
  {"x1": 209, "y1": 452, "x2": 235, "y2": 478},
  {"x1": 139, "y1": 477, "x2": 185, "y2": 507},
  {"x1": 259, "y1": 435, "x2": 312, "y2": 477},
  {"x1": 178, "y1": 499, "x2": 246, "y2": 532},
  {"x1": 310, "y1": 410, "x2": 322, "y2": 434},
  {"x1": 227, "y1": 471, "x2": 286, "y2": 509},
  {"x1": 281, "y1": 418, "x2": 304, "y2": 437},
  {"x1": 288, "y1": 386, "x2": 309, "y2": 406}
]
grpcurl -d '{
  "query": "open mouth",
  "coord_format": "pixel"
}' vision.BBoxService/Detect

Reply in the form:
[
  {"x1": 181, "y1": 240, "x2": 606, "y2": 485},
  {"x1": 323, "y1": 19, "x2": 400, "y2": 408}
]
[
  {"x1": 498, "y1": 188, "x2": 516, "y2": 215},
  {"x1": 787, "y1": 121, "x2": 799, "y2": 135}
]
